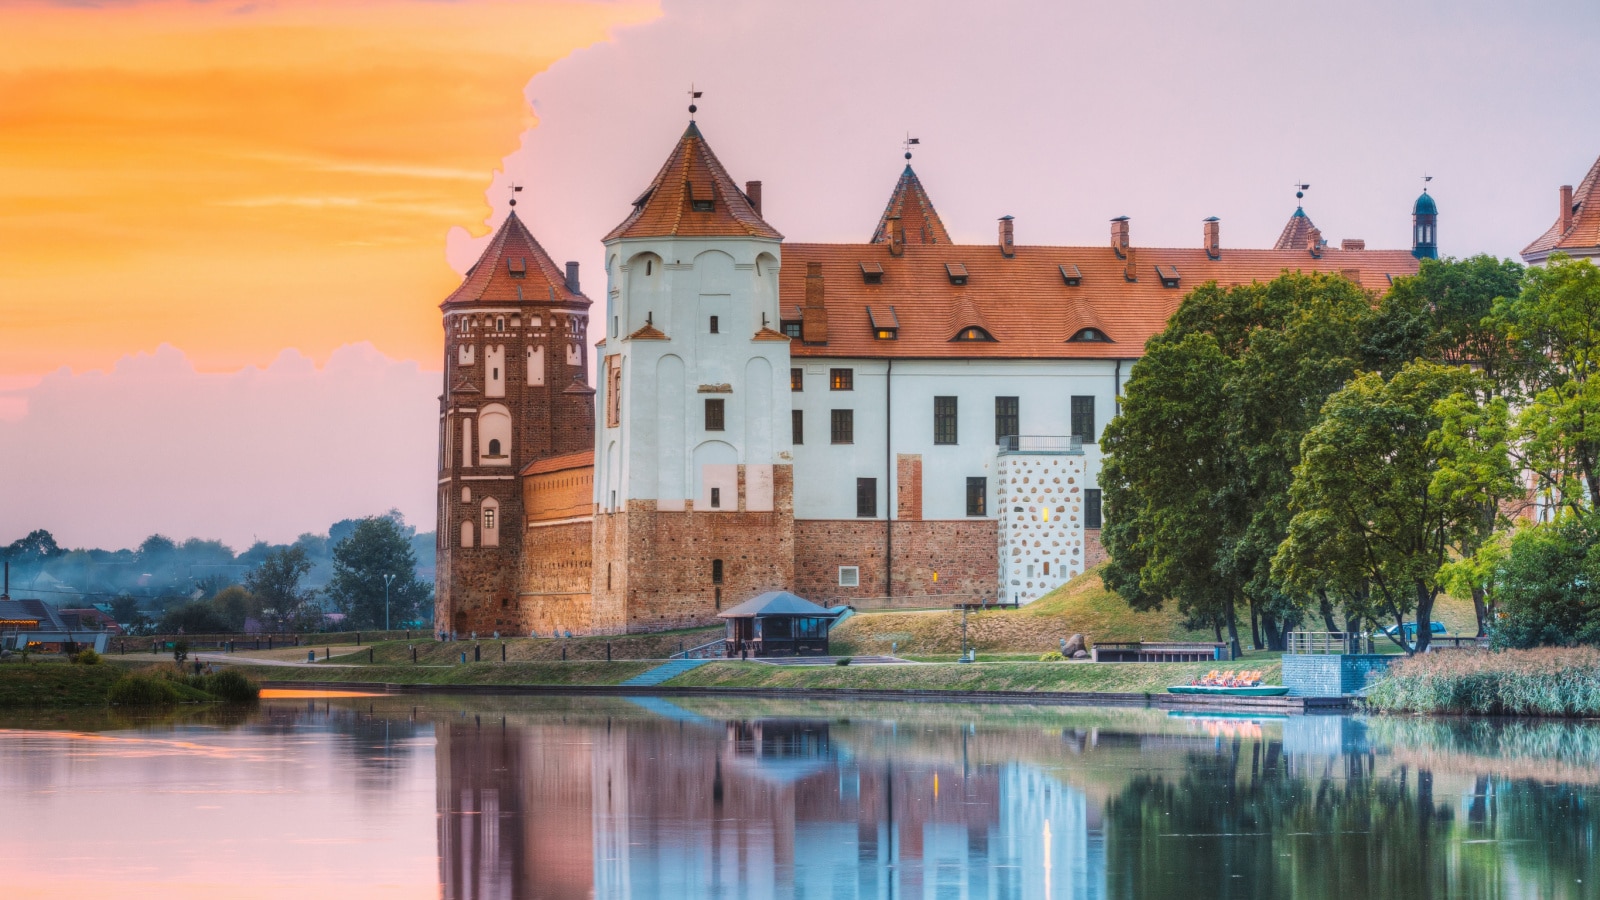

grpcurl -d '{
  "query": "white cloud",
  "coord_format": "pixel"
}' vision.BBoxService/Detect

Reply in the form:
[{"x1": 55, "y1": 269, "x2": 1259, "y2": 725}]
[{"x1": 0, "y1": 344, "x2": 439, "y2": 551}]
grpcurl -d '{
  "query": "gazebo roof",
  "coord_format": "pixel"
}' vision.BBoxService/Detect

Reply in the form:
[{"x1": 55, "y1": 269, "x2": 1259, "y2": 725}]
[{"x1": 717, "y1": 591, "x2": 840, "y2": 619}]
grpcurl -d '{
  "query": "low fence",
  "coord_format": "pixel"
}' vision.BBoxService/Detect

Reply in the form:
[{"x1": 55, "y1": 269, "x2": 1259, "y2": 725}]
[
  {"x1": 1093, "y1": 641, "x2": 1232, "y2": 663},
  {"x1": 845, "y1": 594, "x2": 981, "y2": 612},
  {"x1": 111, "y1": 629, "x2": 427, "y2": 655}
]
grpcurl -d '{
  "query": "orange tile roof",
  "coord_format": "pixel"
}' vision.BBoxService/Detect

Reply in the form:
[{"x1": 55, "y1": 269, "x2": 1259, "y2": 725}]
[
  {"x1": 443, "y1": 211, "x2": 587, "y2": 308},
  {"x1": 1273, "y1": 207, "x2": 1319, "y2": 251},
  {"x1": 604, "y1": 122, "x2": 782, "y2": 242},
  {"x1": 521, "y1": 449, "x2": 594, "y2": 476},
  {"x1": 1523, "y1": 151, "x2": 1600, "y2": 258},
  {"x1": 870, "y1": 165, "x2": 951, "y2": 245},
  {"x1": 780, "y1": 242, "x2": 1419, "y2": 360}
]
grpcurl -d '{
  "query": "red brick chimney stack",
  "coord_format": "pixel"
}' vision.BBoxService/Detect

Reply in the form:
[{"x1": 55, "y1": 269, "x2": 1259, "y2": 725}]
[
  {"x1": 1203, "y1": 217, "x2": 1220, "y2": 260},
  {"x1": 1307, "y1": 227, "x2": 1323, "y2": 258},
  {"x1": 998, "y1": 215, "x2": 1015, "y2": 258},
  {"x1": 802, "y1": 261, "x2": 829, "y2": 343},
  {"x1": 1110, "y1": 216, "x2": 1130, "y2": 259},
  {"x1": 1561, "y1": 184, "x2": 1574, "y2": 235},
  {"x1": 745, "y1": 181, "x2": 762, "y2": 217}
]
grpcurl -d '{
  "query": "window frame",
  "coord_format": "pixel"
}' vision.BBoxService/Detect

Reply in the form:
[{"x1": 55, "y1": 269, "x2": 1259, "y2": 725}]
[
  {"x1": 829, "y1": 368, "x2": 854, "y2": 391},
  {"x1": 995, "y1": 396, "x2": 1019, "y2": 444},
  {"x1": 838, "y1": 566, "x2": 860, "y2": 588},
  {"x1": 933, "y1": 396, "x2": 958, "y2": 445},
  {"x1": 710, "y1": 486, "x2": 722, "y2": 509},
  {"x1": 830, "y1": 409, "x2": 854, "y2": 444},
  {"x1": 856, "y1": 477, "x2": 877, "y2": 518},
  {"x1": 791, "y1": 409, "x2": 804, "y2": 445},
  {"x1": 966, "y1": 476, "x2": 987, "y2": 517},
  {"x1": 790, "y1": 367, "x2": 803, "y2": 392},
  {"x1": 704, "y1": 397, "x2": 726, "y2": 432},
  {"x1": 1085, "y1": 488, "x2": 1103, "y2": 529},
  {"x1": 1071, "y1": 395, "x2": 1097, "y2": 444}
]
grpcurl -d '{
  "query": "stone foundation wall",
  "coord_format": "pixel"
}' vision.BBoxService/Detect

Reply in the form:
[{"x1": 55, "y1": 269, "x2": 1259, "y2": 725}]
[
  {"x1": 1083, "y1": 529, "x2": 1107, "y2": 568},
  {"x1": 514, "y1": 519, "x2": 595, "y2": 635},
  {"x1": 793, "y1": 519, "x2": 999, "y2": 606}
]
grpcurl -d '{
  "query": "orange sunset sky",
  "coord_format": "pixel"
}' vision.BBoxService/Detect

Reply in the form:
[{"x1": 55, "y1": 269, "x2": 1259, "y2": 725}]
[{"x1": 0, "y1": 0, "x2": 657, "y2": 382}]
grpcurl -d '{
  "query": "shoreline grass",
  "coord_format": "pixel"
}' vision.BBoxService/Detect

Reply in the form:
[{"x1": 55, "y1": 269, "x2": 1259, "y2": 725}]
[{"x1": 1364, "y1": 647, "x2": 1600, "y2": 716}]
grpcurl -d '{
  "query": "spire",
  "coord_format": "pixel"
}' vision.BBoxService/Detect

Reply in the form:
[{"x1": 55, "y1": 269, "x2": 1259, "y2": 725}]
[
  {"x1": 1273, "y1": 186, "x2": 1319, "y2": 251},
  {"x1": 604, "y1": 122, "x2": 781, "y2": 242},
  {"x1": 870, "y1": 164, "x2": 950, "y2": 245},
  {"x1": 1412, "y1": 178, "x2": 1439, "y2": 260},
  {"x1": 442, "y1": 210, "x2": 586, "y2": 307}
]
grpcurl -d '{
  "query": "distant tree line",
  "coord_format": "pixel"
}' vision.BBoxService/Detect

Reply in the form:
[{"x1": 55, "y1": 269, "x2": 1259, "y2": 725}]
[
  {"x1": 1103, "y1": 254, "x2": 1600, "y2": 654},
  {"x1": 3, "y1": 509, "x2": 435, "y2": 633}
]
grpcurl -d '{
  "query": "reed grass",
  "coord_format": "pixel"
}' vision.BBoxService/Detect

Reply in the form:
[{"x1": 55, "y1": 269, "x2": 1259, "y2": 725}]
[{"x1": 1364, "y1": 647, "x2": 1600, "y2": 716}]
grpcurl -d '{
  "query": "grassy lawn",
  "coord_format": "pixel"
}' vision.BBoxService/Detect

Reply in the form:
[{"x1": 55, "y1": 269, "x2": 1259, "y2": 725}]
[
  {"x1": 231, "y1": 660, "x2": 656, "y2": 687},
  {"x1": 668, "y1": 658, "x2": 1284, "y2": 694},
  {"x1": 0, "y1": 661, "x2": 129, "y2": 706},
  {"x1": 833, "y1": 565, "x2": 1483, "y2": 657}
]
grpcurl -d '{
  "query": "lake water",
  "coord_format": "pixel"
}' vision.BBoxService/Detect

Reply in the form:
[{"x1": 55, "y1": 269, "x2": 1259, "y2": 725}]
[{"x1": 0, "y1": 695, "x2": 1596, "y2": 899}]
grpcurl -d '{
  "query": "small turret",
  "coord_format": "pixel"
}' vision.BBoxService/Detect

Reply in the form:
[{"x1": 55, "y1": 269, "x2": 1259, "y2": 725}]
[{"x1": 1412, "y1": 188, "x2": 1438, "y2": 260}]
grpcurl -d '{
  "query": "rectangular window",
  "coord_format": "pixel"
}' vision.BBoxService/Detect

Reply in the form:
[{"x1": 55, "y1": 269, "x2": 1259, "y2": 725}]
[
  {"x1": 831, "y1": 409, "x2": 854, "y2": 444},
  {"x1": 838, "y1": 566, "x2": 860, "y2": 587},
  {"x1": 966, "y1": 477, "x2": 987, "y2": 516},
  {"x1": 712, "y1": 559, "x2": 724, "y2": 584},
  {"x1": 995, "y1": 396, "x2": 1019, "y2": 444},
  {"x1": 856, "y1": 477, "x2": 877, "y2": 518},
  {"x1": 704, "y1": 398, "x2": 725, "y2": 431},
  {"x1": 782, "y1": 321, "x2": 802, "y2": 339},
  {"x1": 1071, "y1": 395, "x2": 1097, "y2": 444},
  {"x1": 710, "y1": 487, "x2": 722, "y2": 509},
  {"x1": 934, "y1": 396, "x2": 958, "y2": 445},
  {"x1": 790, "y1": 367, "x2": 803, "y2": 391},
  {"x1": 792, "y1": 409, "x2": 804, "y2": 445},
  {"x1": 1085, "y1": 488, "x2": 1103, "y2": 529},
  {"x1": 605, "y1": 357, "x2": 621, "y2": 428},
  {"x1": 830, "y1": 368, "x2": 853, "y2": 391},
  {"x1": 709, "y1": 315, "x2": 720, "y2": 334}
]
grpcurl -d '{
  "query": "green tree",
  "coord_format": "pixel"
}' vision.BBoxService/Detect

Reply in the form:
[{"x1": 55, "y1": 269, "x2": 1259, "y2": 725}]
[
  {"x1": 1496, "y1": 255, "x2": 1600, "y2": 516},
  {"x1": 209, "y1": 585, "x2": 260, "y2": 631},
  {"x1": 159, "y1": 601, "x2": 230, "y2": 635},
  {"x1": 1490, "y1": 519, "x2": 1600, "y2": 649},
  {"x1": 243, "y1": 546, "x2": 316, "y2": 632},
  {"x1": 1275, "y1": 363, "x2": 1488, "y2": 653},
  {"x1": 1102, "y1": 271, "x2": 1375, "y2": 652},
  {"x1": 325, "y1": 517, "x2": 431, "y2": 630}
]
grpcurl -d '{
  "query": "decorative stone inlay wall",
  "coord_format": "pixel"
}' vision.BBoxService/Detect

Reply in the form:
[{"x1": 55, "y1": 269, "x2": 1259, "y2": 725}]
[{"x1": 996, "y1": 452, "x2": 1088, "y2": 604}]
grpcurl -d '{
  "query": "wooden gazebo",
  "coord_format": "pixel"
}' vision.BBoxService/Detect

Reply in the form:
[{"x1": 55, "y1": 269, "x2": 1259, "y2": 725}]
[{"x1": 719, "y1": 591, "x2": 843, "y2": 658}]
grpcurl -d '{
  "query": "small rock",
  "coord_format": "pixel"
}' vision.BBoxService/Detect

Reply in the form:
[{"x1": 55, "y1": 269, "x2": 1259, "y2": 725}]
[{"x1": 1072, "y1": 650, "x2": 1088, "y2": 659}]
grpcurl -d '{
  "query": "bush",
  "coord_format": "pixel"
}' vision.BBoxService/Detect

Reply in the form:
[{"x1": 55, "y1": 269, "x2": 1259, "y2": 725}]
[
  {"x1": 1365, "y1": 647, "x2": 1600, "y2": 716},
  {"x1": 835, "y1": 657, "x2": 852, "y2": 666},
  {"x1": 198, "y1": 669, "x2": 260, "y2": 704},
  {"x1": 1492, "y1": 519, "x2": 1600, "y2": 649},
  {"x1": 1038, "y1": 651, "x2": 1067, "y2": 662},
  {"x1": 69, "y1": 649, "x2": 102, "y2": 666},
  {"x1": 108, "y1": 675, "x2": 182, "y2": 706}
]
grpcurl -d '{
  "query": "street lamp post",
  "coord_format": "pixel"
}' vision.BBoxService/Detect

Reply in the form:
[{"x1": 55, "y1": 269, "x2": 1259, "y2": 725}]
[{"x1": 383, "y1": 573, "x2": 396, "y2": 632}]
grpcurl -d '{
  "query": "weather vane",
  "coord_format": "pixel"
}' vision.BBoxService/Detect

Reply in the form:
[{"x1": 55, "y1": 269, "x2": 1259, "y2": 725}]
[
  {"x1": 687, "y1": 84, "x2": 702, "y2": 119},
  {"x1": 903, "y1": 133, "x2": 920, "y2": 161},
  {"x1": 1422, "y1": 173, "x2": 1433, "y2": 192},
  {"x1": 1293, "y1": 181, "x2": 1310, "y2": 203},
  {"x1": 508, "y1": 183, "x2": 523, "y2": 208}
]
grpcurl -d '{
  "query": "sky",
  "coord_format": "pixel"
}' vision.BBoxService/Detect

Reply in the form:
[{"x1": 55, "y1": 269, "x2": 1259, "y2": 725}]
[{"x1": 2, "y1": 0, "x2": 1599, "y2": 550}]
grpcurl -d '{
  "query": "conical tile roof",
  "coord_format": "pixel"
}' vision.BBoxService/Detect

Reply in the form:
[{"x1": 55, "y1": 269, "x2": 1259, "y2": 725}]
[
  {"x1": 1273, "y1": 207, "x2": 1318, "y2": 251},
  {"x1": 871, "y1": 164, "x2": 951, "y2": 245},
  {"x1": 1523, "y1": 151, "x2": 1600, "y2": 260},
  {"x1": 442, "y1": 210, "x2": 586, "y2": 307},
  {"x1": 605, "y1": 121, "x2": 781, "y2": 241}
]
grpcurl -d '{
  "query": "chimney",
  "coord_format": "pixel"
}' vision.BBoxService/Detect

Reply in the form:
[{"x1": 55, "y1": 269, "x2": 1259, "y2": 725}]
[
  {"x1": 885, "y1": 216, "x2": 905, "y2": 257},
  {"x1": 1111, "y1": 216, "x2": 1130, "y2": 259},
  {"x1": 802, "y1": 261, "x2": 829, "y2": 343},
  {"x1": 1561, "y1": 184, "x2": 1574, "y2": 235},
  {"x1": 1341, "y1": 238, "x2": 1365, "y2": 251},
  {"x1": 1203, "y1": 217, "x2": 1220, "y2": 260},
  {"x1": 1307, "y1": 227, "x2": 1323, "y2": 258},
  {"x1": 564, "y1": 262, "x2": 580, "y2": 295},
  {"x1": 1123, "y1": 247, "x2": 1138, "y2": 283},
  {"x1": 998, "y1": 216, "x2": 1015, "y2": 258},
  {"x1": 745, "y1": 180, "x2": 763, "y2": 217}
]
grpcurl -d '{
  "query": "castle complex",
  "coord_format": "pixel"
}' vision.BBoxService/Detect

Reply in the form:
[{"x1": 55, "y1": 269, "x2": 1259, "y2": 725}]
[{"x1": 435, "y1": 117, "x2": 1436, "y2": 636}]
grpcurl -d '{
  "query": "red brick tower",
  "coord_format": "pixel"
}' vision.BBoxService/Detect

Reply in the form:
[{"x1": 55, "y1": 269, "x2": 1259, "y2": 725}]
[{"x1": 435, "y1": 210, "x2": 594, "y2": 635}]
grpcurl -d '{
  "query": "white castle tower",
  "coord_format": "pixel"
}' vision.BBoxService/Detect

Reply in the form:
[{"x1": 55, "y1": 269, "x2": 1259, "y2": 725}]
[{"x1": 590, "y1": 119, "x2": 796, "y2": 631}]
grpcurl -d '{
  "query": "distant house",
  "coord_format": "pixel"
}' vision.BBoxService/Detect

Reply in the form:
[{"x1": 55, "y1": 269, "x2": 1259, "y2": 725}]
[{"x1": 59, "y1": 608, "x2": 121, "y2": 634}]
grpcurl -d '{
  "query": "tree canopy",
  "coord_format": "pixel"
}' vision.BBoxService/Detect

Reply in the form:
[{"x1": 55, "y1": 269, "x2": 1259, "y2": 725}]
[{"x1": 325, "y1": 517, "x2": 432, "y2": 630}]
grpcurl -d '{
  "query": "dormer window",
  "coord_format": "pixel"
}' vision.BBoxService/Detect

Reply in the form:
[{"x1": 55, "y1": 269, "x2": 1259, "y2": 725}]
[
  {"x1": 953, "y1": 326, "x2": 995, "y2": 342},
  {"x1": 867, "y1": 305, "x2": 899, "y2": 341},
  {"x1": 692, "y1": 199, "x2": 715, "y2": 212},
  {"x1": 781, "y1": 321, "x2": 802, "y2": 339},
  {"x1": 507, "y1": 257, "x2": 526, "y2": 277},
  {"x1": 945, "y1": 262, "x2": 969, "y2": 285},
  {"x1": 1155, "y1": 265, "x2": 1180, "y2": 288},
  {"x1": 860, "y1": 262, "x2": 884, "y2": 284},
  {"x1": 1068, "y1": 327, "x2": 1113, "y2": 343},
  {"x1": 1059, "y1": 264, "x2": 1083, "y2": 286}
]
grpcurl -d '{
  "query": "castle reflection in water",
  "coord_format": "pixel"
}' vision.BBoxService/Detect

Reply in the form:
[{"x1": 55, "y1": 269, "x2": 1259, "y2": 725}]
[{"x1": 434, "y1": 700, "x2": 1105, "y2": 899}]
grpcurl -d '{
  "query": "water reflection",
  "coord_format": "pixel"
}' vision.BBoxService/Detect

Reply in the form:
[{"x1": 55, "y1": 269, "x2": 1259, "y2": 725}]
[{"x1": 1, "y1": 699, "x2": 1597, "y2": 898}]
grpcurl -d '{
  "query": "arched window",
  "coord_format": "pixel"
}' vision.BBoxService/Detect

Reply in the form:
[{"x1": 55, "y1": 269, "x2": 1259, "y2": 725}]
[
  {"x1": 1068, "y1": 327, "x2": 1113, "y2": 343},
  {"x1": 488, "y1": 439, "x2": 501, "y2": 456},
  {"x1": 478, "y1": 404, "x2": 512, "y2": 464},
  {"x1": 952, "y1": 326, "x2": 996, "y2": 342}
]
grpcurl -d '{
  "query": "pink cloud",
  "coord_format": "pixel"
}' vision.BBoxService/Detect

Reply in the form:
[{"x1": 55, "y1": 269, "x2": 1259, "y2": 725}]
[{"x1": 0, "y1": 344, "x2": 437, "y2": 550}]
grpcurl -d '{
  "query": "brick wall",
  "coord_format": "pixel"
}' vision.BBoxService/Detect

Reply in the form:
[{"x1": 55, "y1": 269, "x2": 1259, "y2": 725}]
[
  {"x1": 1084, "y1": 529, "x2": 1107, "y2": 568},
  {"x1": 793, "y1": 519, "x2": 999, "y2": 605},
  {"x1": 593, "y1": 466, "x2": 796, "y2": 634},
  {"x1": 525, "y1": 460, "x2": 594, "y2": 522},
  {"x1": 514, "y1": 519, "x2": 595, "y2": 635},
  {"x1": 896, "y1": 454, "x2": 923, "y2": 520}
]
